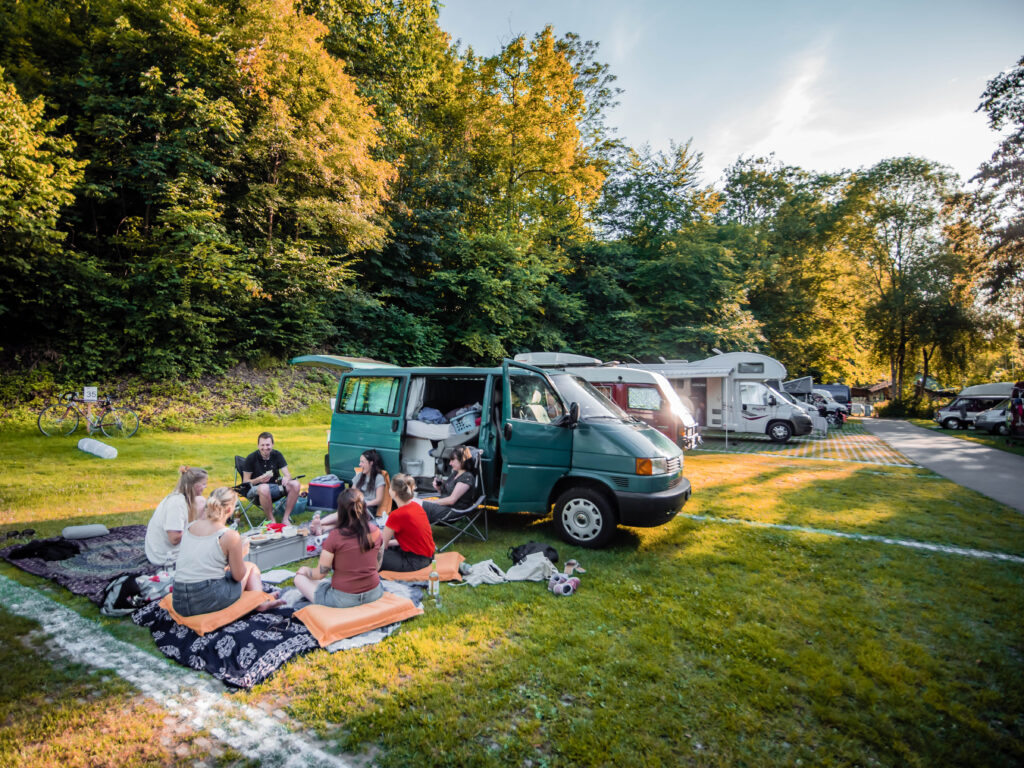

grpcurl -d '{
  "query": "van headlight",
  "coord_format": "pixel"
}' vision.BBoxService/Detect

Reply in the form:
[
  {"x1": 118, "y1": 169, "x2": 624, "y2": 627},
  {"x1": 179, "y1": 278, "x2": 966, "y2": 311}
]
[{"x1": 636, "y1": 457, "x2": 668, "y2": 475}]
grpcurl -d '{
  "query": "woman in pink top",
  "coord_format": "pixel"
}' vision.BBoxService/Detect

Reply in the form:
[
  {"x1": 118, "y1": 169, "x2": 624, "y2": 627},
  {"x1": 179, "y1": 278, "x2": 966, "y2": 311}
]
[{"x1": 294, "y1": 488, "x2": 383, "y2": 608}]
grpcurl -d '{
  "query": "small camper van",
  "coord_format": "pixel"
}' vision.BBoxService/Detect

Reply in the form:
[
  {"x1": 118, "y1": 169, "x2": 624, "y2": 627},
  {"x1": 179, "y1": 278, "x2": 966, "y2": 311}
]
[
  {"x1": 513, "y1": 352, "x2": 701, "y2": 449},
  {"x1": 291, "y1": 355, "x2": 691, "y2": 548},
  {"x1": 627, "y1": 352, "x2": 813, "y2": 443}
]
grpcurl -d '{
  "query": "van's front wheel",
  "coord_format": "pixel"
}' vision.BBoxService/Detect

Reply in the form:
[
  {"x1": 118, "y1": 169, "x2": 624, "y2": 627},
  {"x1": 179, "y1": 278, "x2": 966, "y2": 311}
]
[
  {"x1": 767, "y1": 421, "x2": 793, "y2": 443},
  {"x1": 553, "y1": 488, "x2": 616, "y2": 549}
]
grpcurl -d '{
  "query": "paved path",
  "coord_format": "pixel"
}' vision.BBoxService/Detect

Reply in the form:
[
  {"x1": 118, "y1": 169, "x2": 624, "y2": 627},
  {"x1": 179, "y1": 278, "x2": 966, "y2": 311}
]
[
  {"x1": 694, "y1": 421, "x2": 914, "y2": 467},
  {"x1": 863, "y1": 419, "x2": 1024, "y2": 513}
]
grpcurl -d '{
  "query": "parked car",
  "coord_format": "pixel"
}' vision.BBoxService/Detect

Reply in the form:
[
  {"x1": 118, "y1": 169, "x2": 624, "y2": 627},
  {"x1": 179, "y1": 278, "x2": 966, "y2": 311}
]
[{"x1": 974, "y1": 399, "x2": 1010, "y2": 435}]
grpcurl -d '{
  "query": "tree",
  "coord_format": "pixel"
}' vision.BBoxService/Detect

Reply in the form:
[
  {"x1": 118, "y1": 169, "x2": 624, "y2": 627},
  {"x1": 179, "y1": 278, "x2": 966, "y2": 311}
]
[
  {"x1": 847, "y1": 157, "x2": 960, "y2": 405},
  {"x1": 0, "y1": 64, "x2": 86, "y2": 360},
  {"x1": 720, "y1": 157, "x2": 871, "y2": 383},
  {"x1": 974, "y1": 55, "x2": 1024, "y2": 311}
]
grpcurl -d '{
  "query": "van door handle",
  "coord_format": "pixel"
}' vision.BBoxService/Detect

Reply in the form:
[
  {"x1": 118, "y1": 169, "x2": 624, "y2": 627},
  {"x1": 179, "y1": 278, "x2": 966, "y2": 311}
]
[
  {"x1": 391, "y1": 420, "x2": 399, "y2": 432},
  {"x1": 504, "y1": 423, "x2": 513, "y2": 440}
]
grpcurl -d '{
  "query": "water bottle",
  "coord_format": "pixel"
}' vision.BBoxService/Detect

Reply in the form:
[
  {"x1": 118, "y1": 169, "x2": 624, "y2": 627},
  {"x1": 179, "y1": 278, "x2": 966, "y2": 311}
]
[
  {"x1": 428, "y1": 559, "x2": 441, "y2": 608},
  {"x1": 78, "y1": 437, "x2": 117, "y2": 459}
]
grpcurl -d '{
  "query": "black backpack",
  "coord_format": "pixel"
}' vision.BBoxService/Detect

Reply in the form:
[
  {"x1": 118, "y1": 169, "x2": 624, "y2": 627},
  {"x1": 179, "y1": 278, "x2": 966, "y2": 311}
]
[{"x1": 508, "y1": 541, "x2": 559, "y2": 566}]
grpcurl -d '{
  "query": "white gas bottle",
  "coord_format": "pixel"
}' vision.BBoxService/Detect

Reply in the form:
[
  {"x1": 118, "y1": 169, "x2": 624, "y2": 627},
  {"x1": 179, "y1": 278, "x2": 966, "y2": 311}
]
[{"x1": 78, "y1": 437, "x2": 117, "y2": 459}]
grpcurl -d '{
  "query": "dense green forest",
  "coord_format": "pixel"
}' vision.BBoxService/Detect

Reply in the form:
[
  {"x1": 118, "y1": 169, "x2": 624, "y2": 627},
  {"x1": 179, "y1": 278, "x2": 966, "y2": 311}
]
[{"x1": 1, "y1": 0, "x2": 1021, "y2": 406}]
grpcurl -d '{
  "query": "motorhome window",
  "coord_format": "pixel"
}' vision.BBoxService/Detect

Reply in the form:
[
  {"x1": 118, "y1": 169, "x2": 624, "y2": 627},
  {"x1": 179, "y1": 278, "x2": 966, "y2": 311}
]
[
  {"x1": 550, "y1": 374, "x2": 630, "y2": 422},
  {"x1": 739, "y1": 382, "x2": 766, "y2": 406},
  {"x1": 737, "y1": 362, "x2": 764, "y2": 374},
  {"x1": 593, "y1": 383, "x2": 614, "y2": 400},
  {"x1": 627, "y1": 386, "x2": 662, "y2": 411},
  {"x1": 339, "y1": 376, "x2": 402, "y2": 415},
  {"x1": 510, "y1": 373, "x2": 565, "y2": 424}
]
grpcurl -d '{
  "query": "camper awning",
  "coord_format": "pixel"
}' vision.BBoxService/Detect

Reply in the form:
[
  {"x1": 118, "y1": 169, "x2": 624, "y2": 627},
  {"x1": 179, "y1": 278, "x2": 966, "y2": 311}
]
[{"x1": 661, "y1": 366, "x2": 733, "y2": 378}]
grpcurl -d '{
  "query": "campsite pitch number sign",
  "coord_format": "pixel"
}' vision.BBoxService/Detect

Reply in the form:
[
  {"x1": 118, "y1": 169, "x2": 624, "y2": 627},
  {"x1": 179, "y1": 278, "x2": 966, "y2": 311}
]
[{"x1": 83, "y1": 386, "x2": 98, "y2": 402}]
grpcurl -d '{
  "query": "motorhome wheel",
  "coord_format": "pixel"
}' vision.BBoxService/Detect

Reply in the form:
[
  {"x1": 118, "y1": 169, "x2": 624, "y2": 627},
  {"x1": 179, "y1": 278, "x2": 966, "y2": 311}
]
[
  {"x1": 553, "y1": 487, "x2": 616, "y2": 548},
  {"x1": 995, "y1": 423, "x2": 1010, "y2": 436},
  {"x1": 767, "y1": 421, "x2": 792, "y2": 443},
  {"x1": 941, "y1": 418, "x2": 960, "y2": 430}
]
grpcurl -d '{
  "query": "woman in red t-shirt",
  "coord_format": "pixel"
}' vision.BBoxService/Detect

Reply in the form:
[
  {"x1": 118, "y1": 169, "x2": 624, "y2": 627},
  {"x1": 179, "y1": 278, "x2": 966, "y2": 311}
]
[
  {"x1": 294, "y1": 489, "x2": 383, "y2": 608},
  {"x1": 380, "y1": 473, "x2": 435, "y2": 572}
]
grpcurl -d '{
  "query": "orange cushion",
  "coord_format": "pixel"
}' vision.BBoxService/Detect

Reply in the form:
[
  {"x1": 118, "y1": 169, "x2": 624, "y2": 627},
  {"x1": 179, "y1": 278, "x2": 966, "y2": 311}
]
[
  {"x1": 379, "y1": 551, "x2": 465, "y2": 582},
  {"x1": 294, "y1": 591, "x2": 424, "y2": 647},
  {"x1": 159, "y1": 590, "x2": 274, "y2": 636}
]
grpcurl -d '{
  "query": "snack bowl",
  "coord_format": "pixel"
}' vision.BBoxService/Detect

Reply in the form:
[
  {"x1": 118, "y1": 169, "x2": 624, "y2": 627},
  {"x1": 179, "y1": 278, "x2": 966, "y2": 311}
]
[{"x1": 267, "y1": 531, "x2": 283, "y2": 540}]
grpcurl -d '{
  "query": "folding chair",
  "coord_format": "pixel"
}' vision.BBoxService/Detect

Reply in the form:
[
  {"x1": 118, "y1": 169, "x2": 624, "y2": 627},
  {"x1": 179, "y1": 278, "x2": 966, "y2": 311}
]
[
  {"x1": 432, "y1": 447, "x2": 488, "y2": 552},
  {"x1": 232, "y1": 455, "x2": 286, "y2": 530}
]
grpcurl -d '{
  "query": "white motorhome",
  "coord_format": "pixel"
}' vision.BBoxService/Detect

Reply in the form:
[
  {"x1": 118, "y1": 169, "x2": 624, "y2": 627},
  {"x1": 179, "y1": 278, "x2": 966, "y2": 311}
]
[
  {"x1": 934, "y1": 382, "x2": 1016, "y2": 430},
  {"x1": 627, "y1": 352, "x2": 813, "y2": 443},
  {"x1": 514, "y1": 352, "x2": 701, "y2": 449}
]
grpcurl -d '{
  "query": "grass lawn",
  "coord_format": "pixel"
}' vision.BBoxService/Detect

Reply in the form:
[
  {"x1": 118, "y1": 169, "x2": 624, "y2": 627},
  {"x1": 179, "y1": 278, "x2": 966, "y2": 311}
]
[
  {"x1": 907, "y1": 417, "x2": 1024, "y2": 459},
  {"x1": 2, "y1": 411, "x2": 1023, "y2": 767}
]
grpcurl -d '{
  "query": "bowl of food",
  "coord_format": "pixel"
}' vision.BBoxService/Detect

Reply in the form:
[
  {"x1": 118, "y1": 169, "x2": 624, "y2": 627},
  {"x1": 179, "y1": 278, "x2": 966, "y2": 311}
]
[
  {"x1": 267, "y1": 531, "x2": 282, "y2": 540},
  {"x1": 282, "y1": 525, "x2": 297, "y2": 538},
  {"x1": 249, "y1": 533, "x2": 270, "y2": 544}
]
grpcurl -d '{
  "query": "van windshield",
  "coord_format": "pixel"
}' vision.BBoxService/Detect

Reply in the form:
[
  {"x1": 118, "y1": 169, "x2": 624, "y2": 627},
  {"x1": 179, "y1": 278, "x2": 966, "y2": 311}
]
[{"x1": 550, "y1": 374, "x2": 631, "y2": 422}]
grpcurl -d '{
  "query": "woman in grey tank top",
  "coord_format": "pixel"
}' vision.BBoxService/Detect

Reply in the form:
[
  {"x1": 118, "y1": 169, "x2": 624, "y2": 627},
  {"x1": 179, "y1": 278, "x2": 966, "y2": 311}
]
[{"x1": 172, "y1": 487, "x2": 284, "y2": 616}]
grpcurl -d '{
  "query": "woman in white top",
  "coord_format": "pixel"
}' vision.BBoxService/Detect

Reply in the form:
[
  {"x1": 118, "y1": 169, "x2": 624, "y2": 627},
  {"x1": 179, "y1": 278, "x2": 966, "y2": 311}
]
[
  {"x1": 171, "y1": 487, "x2": 283, "y2": 616},
  {"x1": 145, "y1": 466, "x2": 208, "y2": 566}
]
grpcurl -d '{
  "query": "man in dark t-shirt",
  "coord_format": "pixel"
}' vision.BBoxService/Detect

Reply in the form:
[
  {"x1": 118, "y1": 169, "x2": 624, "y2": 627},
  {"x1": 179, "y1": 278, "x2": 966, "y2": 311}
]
[{"x1": 242, "y1": 432, "x2": 301, "y2": 523}]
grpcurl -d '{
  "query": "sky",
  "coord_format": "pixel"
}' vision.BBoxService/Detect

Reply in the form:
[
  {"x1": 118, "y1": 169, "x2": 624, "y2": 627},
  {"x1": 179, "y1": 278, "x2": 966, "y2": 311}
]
[{"x1": 437, "y1": 0, "x2": 1024, "y2": 185}]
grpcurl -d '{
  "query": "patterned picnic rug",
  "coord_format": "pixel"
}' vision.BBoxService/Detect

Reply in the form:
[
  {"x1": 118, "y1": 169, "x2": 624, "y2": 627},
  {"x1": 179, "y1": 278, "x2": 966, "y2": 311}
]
[
  {"x1": 131, "y1": 580, "x2": 424, "y2": 689},
  {"x1": 132, "y1": 599, "x2": 318, "y2": 689},
  {"x1": 1, "y1": 525, "x2": 155, "y2": 605}
]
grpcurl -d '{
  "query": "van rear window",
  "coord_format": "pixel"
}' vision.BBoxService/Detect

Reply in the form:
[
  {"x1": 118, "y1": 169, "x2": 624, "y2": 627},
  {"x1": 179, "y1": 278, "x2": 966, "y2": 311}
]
[
  {"x1": 627, "y1": 386, "x2": 662, "y2": 411},
  {"x1": 339, "y1": 376, "x2": 402, "y2": 415}
]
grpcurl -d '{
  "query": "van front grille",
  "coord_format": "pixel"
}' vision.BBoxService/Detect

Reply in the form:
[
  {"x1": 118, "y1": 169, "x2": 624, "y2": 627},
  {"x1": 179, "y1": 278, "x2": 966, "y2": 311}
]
[{"x1": 667, "y1": 457, "x2": 681, "y2": 475}]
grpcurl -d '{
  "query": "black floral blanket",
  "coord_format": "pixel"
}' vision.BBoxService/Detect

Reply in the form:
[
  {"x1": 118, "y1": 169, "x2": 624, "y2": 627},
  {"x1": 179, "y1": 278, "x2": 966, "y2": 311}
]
[
  {"x1": 132, "y1": 600, "x2": 318, "y2": 689},
  {"x1": 1, "y1": 525, "x2": 155, "y2": 604}
]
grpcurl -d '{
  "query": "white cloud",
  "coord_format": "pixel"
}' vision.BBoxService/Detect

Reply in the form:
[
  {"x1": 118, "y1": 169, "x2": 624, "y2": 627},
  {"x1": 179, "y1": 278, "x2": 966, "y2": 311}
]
[{"x1": 700, "y1": 40, "x2": 996, "y2": 184}]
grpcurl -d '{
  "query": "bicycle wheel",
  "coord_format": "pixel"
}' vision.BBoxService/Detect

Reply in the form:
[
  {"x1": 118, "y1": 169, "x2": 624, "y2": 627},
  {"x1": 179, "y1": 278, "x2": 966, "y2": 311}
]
[
  {"x1": 38, "y1": 404, "x2": 79, "y2": 436},
  {"x1": 99, "y1": 407, "x2": 140, "y2": 438}
]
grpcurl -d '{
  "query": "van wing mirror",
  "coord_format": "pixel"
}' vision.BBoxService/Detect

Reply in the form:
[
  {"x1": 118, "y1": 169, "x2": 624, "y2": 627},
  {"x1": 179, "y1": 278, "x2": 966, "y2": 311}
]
[
  {"x1": 568, "y1": 402, "x2": 580, "y2": 427},
  {"x1": 768, "y1": 395, "x2": 777, "y2": 406}
]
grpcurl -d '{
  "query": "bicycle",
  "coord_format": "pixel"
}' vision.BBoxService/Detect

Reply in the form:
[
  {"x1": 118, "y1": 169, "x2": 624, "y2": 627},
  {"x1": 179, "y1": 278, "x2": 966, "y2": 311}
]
[{"x1": 38, "y1": 392, "x2": 140, "y2": 438}]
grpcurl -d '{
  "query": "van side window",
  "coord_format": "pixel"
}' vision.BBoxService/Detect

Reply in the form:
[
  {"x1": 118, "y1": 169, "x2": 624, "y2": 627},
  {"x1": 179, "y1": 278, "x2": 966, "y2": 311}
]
[
  {"x1": 739, "y1": 382, "x2": 765, "y2": 406},
  {"x1": 510, "y1": 373, "x2": 565, "y2": 424},
  {"x1": 339, "y1": 376, "x2": 402, "y2": 415},
  {"x1": 737, "y1": 362, "x2": 765, "y2": 374},
  {"x1": 627, "y1": 386, "x2": 661, "y2": 411}
]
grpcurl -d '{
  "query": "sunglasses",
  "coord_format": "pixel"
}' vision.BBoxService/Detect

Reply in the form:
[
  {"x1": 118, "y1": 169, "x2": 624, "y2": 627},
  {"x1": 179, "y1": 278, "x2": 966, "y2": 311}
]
[{"x1": 3, "y1": 529, "x2": 35, "y2": 540}]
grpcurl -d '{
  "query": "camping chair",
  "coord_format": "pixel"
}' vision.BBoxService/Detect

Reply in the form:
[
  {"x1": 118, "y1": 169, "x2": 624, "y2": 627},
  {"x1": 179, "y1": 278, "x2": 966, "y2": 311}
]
[
  {"x1": 232, "y1": 455, "x2": 287, "y2": 530},
  {"x1": 432, "y1": 447, "x2": 488, "y2": 552}
]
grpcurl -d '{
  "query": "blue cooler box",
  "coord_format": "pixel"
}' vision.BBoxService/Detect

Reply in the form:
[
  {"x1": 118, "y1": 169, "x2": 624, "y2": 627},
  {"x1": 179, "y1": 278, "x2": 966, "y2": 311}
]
[{"x1": 308, "y1": 480, "x2": 343, "y2": 510}]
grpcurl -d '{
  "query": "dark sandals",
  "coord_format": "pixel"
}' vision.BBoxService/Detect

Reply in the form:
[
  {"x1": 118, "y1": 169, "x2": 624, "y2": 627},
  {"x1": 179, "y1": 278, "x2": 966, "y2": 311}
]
[{"x1": 3, "y1": 529, "x2": 35, "y2": 540}]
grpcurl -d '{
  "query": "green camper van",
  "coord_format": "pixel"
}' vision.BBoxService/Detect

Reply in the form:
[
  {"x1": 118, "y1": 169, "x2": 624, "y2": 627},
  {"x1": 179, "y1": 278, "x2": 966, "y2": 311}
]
[{"x1": 291, "y1": 356, "x2": 692, "y2": 548}]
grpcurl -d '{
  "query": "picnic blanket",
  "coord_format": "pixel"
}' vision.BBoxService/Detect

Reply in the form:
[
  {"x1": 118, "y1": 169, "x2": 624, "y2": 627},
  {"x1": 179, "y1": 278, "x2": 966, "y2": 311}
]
[
  {"x1": 132, "y1": 580, "x2": 425, "y2": 688},
  {"x1": 1, "y1": 525, "x2": 155, "y2": 605}
]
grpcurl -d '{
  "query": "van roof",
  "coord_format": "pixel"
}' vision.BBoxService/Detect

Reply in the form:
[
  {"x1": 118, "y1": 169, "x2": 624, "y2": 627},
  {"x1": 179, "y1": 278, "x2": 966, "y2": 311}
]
[{"x1": 957, "y1": 382, "x2": 1015, "y2": 397}]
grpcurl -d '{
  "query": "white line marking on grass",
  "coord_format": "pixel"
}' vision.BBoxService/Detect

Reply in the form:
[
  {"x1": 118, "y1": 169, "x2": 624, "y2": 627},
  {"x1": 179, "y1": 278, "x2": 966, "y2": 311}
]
[
  {"x1": 679, "y1": 514, "x2": 1024, "y2": 564},
  {"x1": 0, "y1": 575, "x2": 354, "y2": 768}
]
